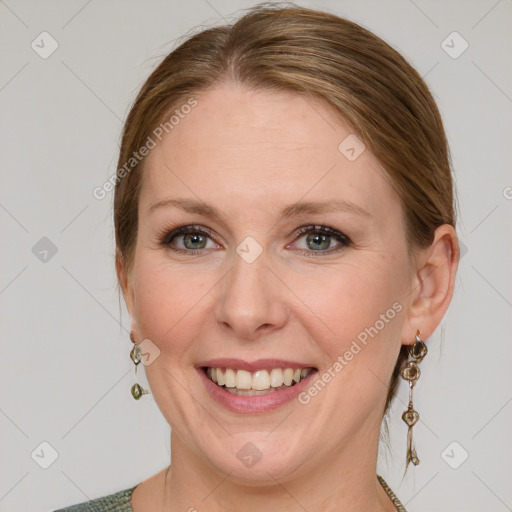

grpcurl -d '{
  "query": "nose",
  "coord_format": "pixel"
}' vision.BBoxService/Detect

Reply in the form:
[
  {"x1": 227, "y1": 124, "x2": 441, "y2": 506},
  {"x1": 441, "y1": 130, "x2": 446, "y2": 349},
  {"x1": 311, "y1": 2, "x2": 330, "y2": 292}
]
[{"x1": 214, "y1": 248, "x2": 289, "y2": 341}]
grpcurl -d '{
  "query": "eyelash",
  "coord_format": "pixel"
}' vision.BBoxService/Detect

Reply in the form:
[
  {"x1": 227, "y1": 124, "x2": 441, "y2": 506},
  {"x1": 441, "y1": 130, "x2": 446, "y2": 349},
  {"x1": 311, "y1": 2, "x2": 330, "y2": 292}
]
[{"x1": 159, "y1": 224, "x2": 351, "y2": 256}]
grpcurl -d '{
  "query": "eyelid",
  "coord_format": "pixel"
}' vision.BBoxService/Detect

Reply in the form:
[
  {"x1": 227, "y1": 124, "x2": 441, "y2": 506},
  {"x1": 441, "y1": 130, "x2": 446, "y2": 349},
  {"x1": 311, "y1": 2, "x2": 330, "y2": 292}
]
[{"x1": 291, "y1": 224, "x2": 351, "y2": 244}]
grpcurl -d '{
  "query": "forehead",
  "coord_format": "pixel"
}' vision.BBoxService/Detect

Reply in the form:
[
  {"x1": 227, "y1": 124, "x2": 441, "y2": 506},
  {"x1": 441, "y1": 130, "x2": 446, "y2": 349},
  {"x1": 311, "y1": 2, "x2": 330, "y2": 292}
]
[{"x1": 140, "y1": 84, "x2": 400, "y2": 224}]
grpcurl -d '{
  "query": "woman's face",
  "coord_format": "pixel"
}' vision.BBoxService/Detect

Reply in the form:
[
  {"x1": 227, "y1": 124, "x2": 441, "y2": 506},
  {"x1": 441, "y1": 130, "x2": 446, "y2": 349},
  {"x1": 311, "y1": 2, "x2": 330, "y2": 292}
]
[{"x1": 123, "y1": 83, "x2": 417, "y2": 483}]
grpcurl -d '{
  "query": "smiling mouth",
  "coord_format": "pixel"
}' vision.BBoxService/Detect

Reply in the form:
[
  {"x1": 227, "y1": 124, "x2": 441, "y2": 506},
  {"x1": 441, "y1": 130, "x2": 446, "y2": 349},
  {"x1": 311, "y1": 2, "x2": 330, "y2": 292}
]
[{"x1": 203, "y1": 366, "x2": 315, "y2": 396}]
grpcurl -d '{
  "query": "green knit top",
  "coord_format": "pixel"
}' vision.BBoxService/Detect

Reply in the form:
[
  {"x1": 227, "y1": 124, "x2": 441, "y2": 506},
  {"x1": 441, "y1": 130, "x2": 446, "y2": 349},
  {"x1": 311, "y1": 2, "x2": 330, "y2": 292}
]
[
  {"x1": 53, "y1": 476, "x2": 407, "y2": 511},
  {"x1": 53, "y1": 486, "x2": 138, "y2": 512}
]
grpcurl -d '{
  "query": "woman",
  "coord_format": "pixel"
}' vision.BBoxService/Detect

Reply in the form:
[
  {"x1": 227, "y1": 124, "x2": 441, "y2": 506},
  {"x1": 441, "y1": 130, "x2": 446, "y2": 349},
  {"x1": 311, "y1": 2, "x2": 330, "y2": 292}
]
[{"x1": 55, "y1": 3, "x2": 459, "y2": 511}]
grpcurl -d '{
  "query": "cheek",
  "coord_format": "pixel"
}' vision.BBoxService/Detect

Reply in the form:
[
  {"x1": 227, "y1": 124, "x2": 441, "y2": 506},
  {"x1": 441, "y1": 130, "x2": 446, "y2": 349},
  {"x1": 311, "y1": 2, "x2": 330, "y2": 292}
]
[
  {"x1": 293, "y1": 260, "x2": 406, "y2": 407},
  {"x1": 134, "y1": 251, "x2": 229, "y2": 372},
  {"x1": 132, "y1": 255, "x2": 215, "y2": 354},
  {"x1": 299, "y1": 258, "x2": 401, "y2": 340}
]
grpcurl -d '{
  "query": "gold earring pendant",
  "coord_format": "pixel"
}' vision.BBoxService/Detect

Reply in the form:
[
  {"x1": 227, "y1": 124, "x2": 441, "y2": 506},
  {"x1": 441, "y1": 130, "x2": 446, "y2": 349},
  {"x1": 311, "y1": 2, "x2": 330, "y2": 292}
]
[
  {"x1": 130, "y1": 332, "x2": 151, "y2": 400},
  {"x1": 401, "y1": 330, "x2": 427, "y2": 469}
]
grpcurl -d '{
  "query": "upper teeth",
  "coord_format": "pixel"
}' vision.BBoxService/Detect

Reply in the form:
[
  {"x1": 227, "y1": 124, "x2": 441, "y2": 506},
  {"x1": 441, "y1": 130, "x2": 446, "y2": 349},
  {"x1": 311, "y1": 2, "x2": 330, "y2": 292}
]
[{"x1": 206, "y1": 367, "x2": 312, "y2": 391}]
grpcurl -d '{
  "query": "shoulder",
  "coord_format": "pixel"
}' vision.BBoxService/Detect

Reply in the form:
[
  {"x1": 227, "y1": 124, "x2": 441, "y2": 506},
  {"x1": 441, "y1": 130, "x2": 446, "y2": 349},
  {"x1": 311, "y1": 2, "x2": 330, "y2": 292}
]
[{"x1": 52, "y1": 485, "x2": 138, "y2": 512}]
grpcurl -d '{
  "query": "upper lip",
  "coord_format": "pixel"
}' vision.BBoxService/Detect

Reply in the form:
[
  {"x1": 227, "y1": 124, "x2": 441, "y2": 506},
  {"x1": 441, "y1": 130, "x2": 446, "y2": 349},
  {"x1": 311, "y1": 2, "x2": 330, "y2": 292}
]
[{"x1": 197, "y1": 358, "x2": 316, "y2": 372}]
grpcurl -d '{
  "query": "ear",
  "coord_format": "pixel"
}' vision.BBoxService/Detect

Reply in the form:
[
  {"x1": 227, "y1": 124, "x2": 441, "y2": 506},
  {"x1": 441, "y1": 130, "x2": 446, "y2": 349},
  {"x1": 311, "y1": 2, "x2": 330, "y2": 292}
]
[
  {"x1": 401, "y1": 224, "x2": 460, "y2": 344},
  {"x1": 115, "y1": 249, "x2": 138, "y2": 334}
]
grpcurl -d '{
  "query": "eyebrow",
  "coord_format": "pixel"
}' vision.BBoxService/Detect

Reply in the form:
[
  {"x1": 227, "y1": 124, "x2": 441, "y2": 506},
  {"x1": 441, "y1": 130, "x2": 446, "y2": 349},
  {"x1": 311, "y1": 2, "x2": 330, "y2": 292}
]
[{"x1": 149, "y1": 198, "x2": 372, "y2": 220}]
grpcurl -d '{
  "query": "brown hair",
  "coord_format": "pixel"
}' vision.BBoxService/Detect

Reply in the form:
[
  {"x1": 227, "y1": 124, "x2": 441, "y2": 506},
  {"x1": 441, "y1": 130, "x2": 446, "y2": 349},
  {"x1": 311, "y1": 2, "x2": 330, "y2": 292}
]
[{"x1": 114, "y1": 2, "x2": 456, "y2": 415}]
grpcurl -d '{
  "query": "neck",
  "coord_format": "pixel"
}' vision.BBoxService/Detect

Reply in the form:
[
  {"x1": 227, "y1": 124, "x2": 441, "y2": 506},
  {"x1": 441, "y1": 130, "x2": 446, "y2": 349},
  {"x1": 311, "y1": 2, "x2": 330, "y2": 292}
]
[{"x1": 163, "y1": 420, "x2": 396, "y2": 512}]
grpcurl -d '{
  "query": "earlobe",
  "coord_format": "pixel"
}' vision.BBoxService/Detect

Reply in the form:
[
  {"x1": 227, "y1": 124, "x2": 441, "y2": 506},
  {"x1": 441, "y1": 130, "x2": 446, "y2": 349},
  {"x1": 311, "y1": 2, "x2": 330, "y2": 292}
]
[{"x1": 401, "y1": 224, "x2": 460, "y2": 344}]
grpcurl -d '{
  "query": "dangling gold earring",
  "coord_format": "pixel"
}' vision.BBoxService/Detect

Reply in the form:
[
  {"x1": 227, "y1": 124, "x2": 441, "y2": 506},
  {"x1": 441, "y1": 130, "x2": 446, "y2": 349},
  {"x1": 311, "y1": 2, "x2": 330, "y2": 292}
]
[
  {"x1": 401, "y1": 329, "x2": 427, "y2": 470},
  {"x1": 130, "y1": 332, "x2": 151, "y2": 400}
]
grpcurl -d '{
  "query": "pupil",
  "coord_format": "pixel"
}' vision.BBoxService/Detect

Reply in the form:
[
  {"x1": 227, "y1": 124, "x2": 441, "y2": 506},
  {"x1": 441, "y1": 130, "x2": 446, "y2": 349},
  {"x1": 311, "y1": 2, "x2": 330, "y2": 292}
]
[
  {"x1": 185, "y1": 233, "x2": 205, "y2": 249},
  {"x1": 308, "y1": 234, "x2": 329, "y2": 250}
]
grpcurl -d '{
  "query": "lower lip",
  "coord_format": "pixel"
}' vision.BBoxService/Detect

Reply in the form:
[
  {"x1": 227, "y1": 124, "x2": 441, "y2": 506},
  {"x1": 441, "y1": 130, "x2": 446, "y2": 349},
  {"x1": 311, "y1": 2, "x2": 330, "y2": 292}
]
[{"x1": 197, "y1": 367, "x2": 318, "y2": 414}]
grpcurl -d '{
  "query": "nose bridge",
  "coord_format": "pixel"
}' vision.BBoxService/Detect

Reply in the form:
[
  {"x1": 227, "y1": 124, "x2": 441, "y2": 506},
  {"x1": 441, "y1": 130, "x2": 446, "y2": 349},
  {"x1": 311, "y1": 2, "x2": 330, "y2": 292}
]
[{"x1": 215, "y1": 243, "x2": 287, "y2": 339}]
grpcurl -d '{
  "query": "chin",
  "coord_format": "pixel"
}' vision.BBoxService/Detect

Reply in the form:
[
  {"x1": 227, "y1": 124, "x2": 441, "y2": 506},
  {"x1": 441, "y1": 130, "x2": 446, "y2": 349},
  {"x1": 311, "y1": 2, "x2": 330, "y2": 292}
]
[{"x1": 199, "y1": 431, "x2": 311, "y2": 486}]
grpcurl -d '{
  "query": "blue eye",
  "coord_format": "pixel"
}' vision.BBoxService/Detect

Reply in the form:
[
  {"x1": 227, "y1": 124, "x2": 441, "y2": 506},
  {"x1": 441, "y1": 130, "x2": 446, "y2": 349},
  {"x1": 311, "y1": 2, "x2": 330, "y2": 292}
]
[
  {"x1": 160, "y1": 224, "x2": 351, "y2": 255},
  {"x1": 160, "y1": 225, "x2": 218, "y2": 252},
  {"x1": 291, "y1": 225, "x2": 351, "y2": 255}
]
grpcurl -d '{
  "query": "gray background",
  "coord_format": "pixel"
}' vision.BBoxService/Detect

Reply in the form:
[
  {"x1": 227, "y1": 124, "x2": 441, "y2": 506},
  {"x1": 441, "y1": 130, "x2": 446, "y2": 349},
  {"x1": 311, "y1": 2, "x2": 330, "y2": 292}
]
[{"x1": 0, "y1": 0, "x2": 511, "y2": 511}]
